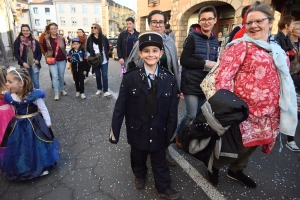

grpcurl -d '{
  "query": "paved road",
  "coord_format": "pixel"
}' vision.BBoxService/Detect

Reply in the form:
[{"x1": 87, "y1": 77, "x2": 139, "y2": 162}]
[{"x1": 0, "y1": 57, "x2": 299, "y2": 200}]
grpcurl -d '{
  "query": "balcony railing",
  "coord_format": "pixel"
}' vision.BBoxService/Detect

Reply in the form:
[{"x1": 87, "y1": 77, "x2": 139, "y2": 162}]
[{"x1": 148, "y1": 0, "x2": 160, "y2": 7}]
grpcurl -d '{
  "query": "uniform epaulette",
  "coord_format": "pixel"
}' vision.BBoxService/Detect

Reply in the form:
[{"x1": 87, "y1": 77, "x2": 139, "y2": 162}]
[
  {"x1": 160, "y1": 66, "x2": 174, "y2": 76},
  {"x1": 124, "y1": 66, "x2": 138, "y2": 75}
]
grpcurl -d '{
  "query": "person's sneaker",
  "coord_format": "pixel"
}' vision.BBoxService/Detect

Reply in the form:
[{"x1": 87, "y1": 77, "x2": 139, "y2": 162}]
[
  {"x1": 40, "y1": 170, "x2": 49, "y2": 177},
  {"x1": 175, "y1": 136, "x2": 182, "y2": 149},
  {"x1": 207, "y1": 167, "x2": 219, "y2": 186},
  {"x1": 286, "y1": 141, "x2": 300, "y2": 151},
  {"x1": 158, "y1": 188, "x2": 180, "y2": 200},
  {"x1": 227, "y1": 170, "x2": 257, "y2": 188},
  {"x1": 60, "y1": 90, "x2": 67, "y2": 96},
  {"x1": 104, "y1": 92, "x2": 112, "y2": 97},
  {"x1": 166, "y1": 148, "x2": 176, "y2": 166},
  {"x1": 95, "y1": 90, "x2": 102, "y2": 95},
  {"x1": 54, "y1": 93, "x2": 59, "y2": 101},
  {"x1": 76, "y1": 92, "x2": 80, "y2": 97},
  {"x1": 81, "y1": 93, "x2": 86, "y2": 99},
  {"x1": 135, "y1": 177, "x2": 145, "y2": 190},
  {"x1": 92, "y1": 74, "x2": 96, "y2": 78}
]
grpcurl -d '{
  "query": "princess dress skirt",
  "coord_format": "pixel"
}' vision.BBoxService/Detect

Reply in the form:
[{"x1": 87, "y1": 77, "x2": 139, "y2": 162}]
[{"x1": 0, "y1": 90, "x2": 60, "y2": 181}]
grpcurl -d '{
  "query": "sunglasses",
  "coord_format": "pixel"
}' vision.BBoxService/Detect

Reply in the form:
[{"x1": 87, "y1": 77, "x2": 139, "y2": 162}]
[{"x1": 91, "y1": 27, "x2": 97, "y2": 29}]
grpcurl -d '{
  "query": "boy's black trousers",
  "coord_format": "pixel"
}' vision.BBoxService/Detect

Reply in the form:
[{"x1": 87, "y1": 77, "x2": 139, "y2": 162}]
[
  {"x1": 72, "y1": 64, "x2": 85, "y2": 93},
  {"x1": 130, "y1": 145, "x2": 171, "y2": 193}
]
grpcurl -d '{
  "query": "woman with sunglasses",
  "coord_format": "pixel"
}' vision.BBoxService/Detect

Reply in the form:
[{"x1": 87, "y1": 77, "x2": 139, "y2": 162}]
[
  {"x1": 43, "y1": 23, "x2": 68, "y2": 100},
  {"x1": 86, "y1": 23, "x2": 111, "y2": 97},
  {"x1": 13, "y1": 24, "x2": 42, "y2": 89}
]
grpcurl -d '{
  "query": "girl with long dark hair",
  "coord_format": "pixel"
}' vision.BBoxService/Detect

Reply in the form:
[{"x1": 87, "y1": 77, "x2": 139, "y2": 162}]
[{"x1": 13, "y1": 24, "x2": 42, "y2": 89}]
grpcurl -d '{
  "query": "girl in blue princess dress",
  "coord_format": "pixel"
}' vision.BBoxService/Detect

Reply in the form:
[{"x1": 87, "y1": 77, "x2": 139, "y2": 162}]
[{"x1": 0, "y1": 68, "x2": 60, "y2": 181}]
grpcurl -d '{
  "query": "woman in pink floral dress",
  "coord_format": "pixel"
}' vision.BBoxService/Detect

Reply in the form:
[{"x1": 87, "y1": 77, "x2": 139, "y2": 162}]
[{"x1": 210, "y1": 3, "x2": 298, "y2": 188}]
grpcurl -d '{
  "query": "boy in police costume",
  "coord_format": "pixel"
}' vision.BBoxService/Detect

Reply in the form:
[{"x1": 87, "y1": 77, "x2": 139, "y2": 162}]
[{"x1": 109, "y1": 32, "x2": 180, "y2": 199}]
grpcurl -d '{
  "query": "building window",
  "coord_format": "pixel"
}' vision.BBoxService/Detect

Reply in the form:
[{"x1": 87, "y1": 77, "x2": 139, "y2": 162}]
[
  {"x1": 70, "y1": 5, "x2": 75, "y2": 13},
  {"x1": 95, "y1": 18, "x2": 100, "y2": 24},
  {"x1": 60, "y1": 17, "x2": 66, "y2": 26},
  {"x1": 59, "y1": 5, "x2": 65, "y2": 13},
  {"x1": 94, "y1": 6, "x2": 100, "y2": 14},
  {"x1": 35, "y1": 19, "x2": 40, "y2": 26},
  {"x1": 71, "y1": 18, "x2": 77, "y2": 26},
  {"x1": 33, "y1": 7, "x2": 38, "y2": 14},
  {"x1": 46, "y1": 20, "x2": 51, "y2": 25},
  {"x1": 82, "y1": 5, "x2": 88, "y2": 13},
  {"x1": 83, "y1": 18, "x2": 88, "y2": 26},
  {"x1": 45, "y1": 8, "x2": 50, "y2": 14}
]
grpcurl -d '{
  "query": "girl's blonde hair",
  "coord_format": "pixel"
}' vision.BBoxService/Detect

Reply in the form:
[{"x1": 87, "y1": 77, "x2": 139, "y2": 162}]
[
  {"x1": 0, "y1": 68, "x2": 8, "y2": 92},
  {"x1": 8, "y1": 68, "x2": 33, "y2": 100}
]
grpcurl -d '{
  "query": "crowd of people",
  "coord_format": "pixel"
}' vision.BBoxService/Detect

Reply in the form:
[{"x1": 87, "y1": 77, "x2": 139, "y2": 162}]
[{"x1": 0, "y1": 1, "x2": 299, "y2": 200}]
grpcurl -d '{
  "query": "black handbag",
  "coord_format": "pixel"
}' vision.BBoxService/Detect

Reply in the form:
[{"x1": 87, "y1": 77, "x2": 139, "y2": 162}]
[{"x1": 87, "y1": 53, "x2": 103, "y2": 67}]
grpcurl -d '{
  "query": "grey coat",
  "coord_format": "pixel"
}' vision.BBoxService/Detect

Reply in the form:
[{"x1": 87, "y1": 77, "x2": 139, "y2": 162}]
[{"x1": 126, "y1": 34, "x2": 180, "y2": 90}]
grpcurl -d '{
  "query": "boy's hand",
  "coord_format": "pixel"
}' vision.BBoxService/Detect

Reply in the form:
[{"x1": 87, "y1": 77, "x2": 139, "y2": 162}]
[{"x1": 83, "y1": 71, "x2": 87, "y2": 75}]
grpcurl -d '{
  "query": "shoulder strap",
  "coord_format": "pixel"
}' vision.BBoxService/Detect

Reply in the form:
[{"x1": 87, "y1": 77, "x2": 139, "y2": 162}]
[
  {"x1": 236, "y1": 42, "x2": 248, "y2": 77},
  {"x1": 54, "y1": 35, "x2": 60, "y2": 58}
]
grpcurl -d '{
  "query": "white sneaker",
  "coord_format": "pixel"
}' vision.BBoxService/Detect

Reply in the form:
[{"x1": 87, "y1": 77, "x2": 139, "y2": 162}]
[
  {"x1": 104, "y1": 92, "x2": 111, "y2": 97},
  {"x1": 60, "y1": 90, "x2": 68, "y2": 96},
  {"x1": 40, "y1": 170, "x2": 49, "y2": 177},
  {"x1": 54, "y1": 93, "x2": 59, "y2": 100},
  {"x1": 286, "y1": 141, "x2": 300, "y2": 152},
  {"x1": 84, "y1": 78, "x2": 89, "y2": 83},
  {"x1": 76, "y1": 92, "x2": 80, "y2": 97},
  {"x1": 92, "y1": 74, "x2": 96, "y2": 78},
  {"x1": 95, "y1": 90, "x2": 102, "y2": 95},
  {"x1": 81, "y1": 93, "x2": 86, "y2": 99}
]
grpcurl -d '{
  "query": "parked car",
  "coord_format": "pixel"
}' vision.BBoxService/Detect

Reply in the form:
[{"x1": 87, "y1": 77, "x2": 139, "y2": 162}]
[
  {"x1": 108, "y1": 38, "x2": 117, "y2": 57},
  {"x1": 112, "y1": 45, "x2": 118, "y2": 60}
]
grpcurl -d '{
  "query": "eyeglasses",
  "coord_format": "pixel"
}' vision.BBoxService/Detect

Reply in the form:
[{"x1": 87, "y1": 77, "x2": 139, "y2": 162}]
[
  {"x1": 245, "y1": 18, "x2": 268, "y2": 26},
  {"x1": 293, "y1": 28, "x2": 300, "y2": 31},
  {"x1": 199, "y1": 18, "x2": 215, "y2": 24},
  {"x1": 150, "y1": 20, "x2": 164, "y2": 27},
  {"x1": 91, "y1": 27, "x2": 97, "y2": 29}
]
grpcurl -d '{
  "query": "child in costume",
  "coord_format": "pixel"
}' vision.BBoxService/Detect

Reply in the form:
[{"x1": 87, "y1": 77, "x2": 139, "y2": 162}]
[
  {"x1": 0, "y1": 68, "x2": 15, "y2": 144},
  {"x1": 67, "y1": 38, "x2": 87, "y2": 99},
  {"x1": 109, "y1": 32, "x2": 180, "y2": 199},
  {"x1": 0, "y1": 68, "x2": 60, "y2": 181}
]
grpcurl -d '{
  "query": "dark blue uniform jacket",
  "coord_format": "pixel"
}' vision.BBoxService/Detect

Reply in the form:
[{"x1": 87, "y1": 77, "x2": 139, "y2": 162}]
[{"x1": 109, "y1": 66, "x2": 179, "y2": 152}]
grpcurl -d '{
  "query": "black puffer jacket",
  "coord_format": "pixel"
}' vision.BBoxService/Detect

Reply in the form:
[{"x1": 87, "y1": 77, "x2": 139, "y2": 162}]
[
  {"x1": 180, "y1": 24, "x2": 219, "y2": 96},
  {"x1": 275, "y1": 31, "x2": 295, "y2": 62}
]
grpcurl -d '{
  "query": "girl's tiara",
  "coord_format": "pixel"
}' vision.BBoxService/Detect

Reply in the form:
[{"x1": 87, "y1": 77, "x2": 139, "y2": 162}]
[{"x1": 7, "y1": 67, "x2": 24, "y2": 83}]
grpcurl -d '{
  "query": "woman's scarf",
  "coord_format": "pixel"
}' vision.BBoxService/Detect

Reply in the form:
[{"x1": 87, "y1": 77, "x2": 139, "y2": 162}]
[
  {"x1": 91, "y1": 34, "x2": 102, "y2": 46},
  {"x1": 227, "y1": 34, "x2": 298, "y2": 136},
  {"x1": 19, "y1": 36, "x2": 36, "y2": 58}
]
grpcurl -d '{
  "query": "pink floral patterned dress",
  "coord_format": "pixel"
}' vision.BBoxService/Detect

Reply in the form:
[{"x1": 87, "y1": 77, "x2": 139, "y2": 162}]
[
  {"x1": 0, "y1": 92, "x2": 15, "y2": 145},
  {"x1": 215, "y1": 41, "x2": 281, "y2": 154}
]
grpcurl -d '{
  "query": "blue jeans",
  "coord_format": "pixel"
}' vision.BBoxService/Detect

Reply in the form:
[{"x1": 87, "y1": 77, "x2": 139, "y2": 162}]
[
  {"x1": 176, "y1": 94, "x2": 206, "y2": 136},
  {"x1": 94, "y1": 62, "x2": 109, "y2": 92},
  {"x1": 49, "y1": 60, "x2": 66, "y2": 94},
  {"x1": 20, "y1": 65, "x2": 40, "y2": 89}
]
